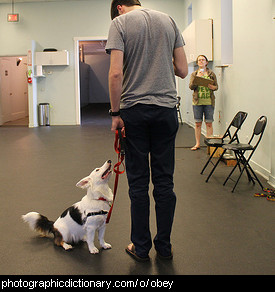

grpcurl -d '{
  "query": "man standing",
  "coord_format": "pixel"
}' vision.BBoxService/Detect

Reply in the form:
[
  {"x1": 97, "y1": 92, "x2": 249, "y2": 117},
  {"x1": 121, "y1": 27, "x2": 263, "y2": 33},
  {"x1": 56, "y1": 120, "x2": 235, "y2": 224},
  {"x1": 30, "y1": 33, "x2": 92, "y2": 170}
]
[{"x1": 106, "y1": 0, "x2": 188, "y2": 261}]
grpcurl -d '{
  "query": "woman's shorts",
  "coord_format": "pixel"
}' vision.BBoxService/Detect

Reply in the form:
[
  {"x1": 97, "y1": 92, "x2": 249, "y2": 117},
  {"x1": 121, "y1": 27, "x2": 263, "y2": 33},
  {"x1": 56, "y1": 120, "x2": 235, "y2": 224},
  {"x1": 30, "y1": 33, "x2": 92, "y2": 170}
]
[{"x1": 193, "y1": 105, "x2": 214, "y2": 123}]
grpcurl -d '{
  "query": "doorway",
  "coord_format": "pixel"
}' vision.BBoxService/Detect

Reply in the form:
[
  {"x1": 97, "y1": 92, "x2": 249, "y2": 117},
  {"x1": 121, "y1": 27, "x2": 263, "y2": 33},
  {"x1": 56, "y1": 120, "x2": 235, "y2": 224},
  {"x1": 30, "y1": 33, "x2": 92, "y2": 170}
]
[
  {"x1": 0, "y1": 56, "x2": 29, "y2": 126},
  {"x1": 74, "y1": 37, "x2": 109, "y2": 125},
  {"x1": 79, "y1": 40, "x2": 110, "y2": 125}
]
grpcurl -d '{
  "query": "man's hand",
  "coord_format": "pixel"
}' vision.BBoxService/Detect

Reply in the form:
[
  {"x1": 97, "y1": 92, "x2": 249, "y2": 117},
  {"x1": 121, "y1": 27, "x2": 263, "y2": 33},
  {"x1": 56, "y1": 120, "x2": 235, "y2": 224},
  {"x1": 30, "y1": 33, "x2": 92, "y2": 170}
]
[{"x1": 111, "y1": 116, "x2": 125, "y2": 133}]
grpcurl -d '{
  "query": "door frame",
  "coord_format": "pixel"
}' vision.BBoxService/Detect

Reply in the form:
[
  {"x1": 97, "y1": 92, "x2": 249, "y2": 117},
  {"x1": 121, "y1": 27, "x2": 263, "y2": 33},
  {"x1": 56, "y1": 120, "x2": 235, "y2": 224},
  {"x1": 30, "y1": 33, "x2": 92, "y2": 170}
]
[{"x1": 73, "y1": 36, "x2": 107, "y2": 125}]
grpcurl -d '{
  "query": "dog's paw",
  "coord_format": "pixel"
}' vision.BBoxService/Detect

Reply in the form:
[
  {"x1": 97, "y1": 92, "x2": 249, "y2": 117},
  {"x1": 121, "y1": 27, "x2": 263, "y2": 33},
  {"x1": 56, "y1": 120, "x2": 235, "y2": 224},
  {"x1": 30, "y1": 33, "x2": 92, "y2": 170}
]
[
  {"x1": 62, "y1": 242, "x2": 73, "y2": 251},
  {"x1": 89, "y1": 247, "x2": 99, "y2": 254},
  {"x1": 101, "y1": 242, "x2": 112, "y2": 250}
]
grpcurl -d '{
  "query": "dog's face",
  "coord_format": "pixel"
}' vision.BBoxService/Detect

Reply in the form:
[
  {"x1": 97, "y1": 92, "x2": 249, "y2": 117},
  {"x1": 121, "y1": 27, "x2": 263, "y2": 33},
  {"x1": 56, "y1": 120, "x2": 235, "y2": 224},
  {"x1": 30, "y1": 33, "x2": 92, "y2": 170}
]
[{"x1": 76, "y1": 160, "x2": 112, "y2": 191}]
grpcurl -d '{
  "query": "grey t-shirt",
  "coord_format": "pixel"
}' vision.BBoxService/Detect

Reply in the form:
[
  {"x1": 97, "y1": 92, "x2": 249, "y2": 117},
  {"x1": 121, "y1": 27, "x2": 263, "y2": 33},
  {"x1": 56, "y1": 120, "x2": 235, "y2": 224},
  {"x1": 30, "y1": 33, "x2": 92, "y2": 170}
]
[{"x1": 106, "y1": 8, "x2": 184, "y2": 109}]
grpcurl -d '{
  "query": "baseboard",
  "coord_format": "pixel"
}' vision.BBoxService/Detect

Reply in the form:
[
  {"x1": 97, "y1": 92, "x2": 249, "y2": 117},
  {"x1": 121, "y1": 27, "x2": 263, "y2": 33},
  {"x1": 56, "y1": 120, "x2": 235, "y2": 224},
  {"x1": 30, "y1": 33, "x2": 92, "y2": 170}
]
[
  {"x1": 245, "y1": 160, "x2": 275, "y2": 188},
  {"x1": 267, "y1": 174, "x2": 275, "y2": 188}
]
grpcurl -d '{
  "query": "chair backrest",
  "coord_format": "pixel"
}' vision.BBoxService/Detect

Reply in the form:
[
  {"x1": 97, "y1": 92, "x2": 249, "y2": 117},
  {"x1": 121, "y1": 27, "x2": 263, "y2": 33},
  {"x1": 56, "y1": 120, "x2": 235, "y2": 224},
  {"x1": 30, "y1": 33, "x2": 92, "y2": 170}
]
[
  {"x1": 248, "y1": 116, "x2": 267, "y2": 148},
  {"x1": 231, "y1": 111, "x2": 248, "y2": 129},
  {"x1": 223, "y1": 111, "x2": 248, "y2": 143},
  {"x1": 254, "y1": 116, "x2": 267, "y2": 135}
]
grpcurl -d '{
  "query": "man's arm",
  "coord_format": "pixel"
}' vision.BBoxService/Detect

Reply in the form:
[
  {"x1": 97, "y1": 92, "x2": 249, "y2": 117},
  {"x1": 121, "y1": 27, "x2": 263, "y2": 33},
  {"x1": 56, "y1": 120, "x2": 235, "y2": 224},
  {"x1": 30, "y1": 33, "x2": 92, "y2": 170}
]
[
  {"x1": 173, "y1": 46, "x2": 188, "y2": 79},
  {"x1": 108, "y1": 49, "x2": 125, "y2": 132}
]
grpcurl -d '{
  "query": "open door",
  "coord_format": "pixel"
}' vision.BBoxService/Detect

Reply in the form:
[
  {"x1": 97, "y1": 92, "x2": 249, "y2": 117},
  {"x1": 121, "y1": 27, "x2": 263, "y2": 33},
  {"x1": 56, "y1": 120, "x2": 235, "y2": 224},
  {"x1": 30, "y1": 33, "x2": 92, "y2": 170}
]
[
  {"x1": 0, "y1": 58, "x2": 12, "y2": 125},
  {"x1": 0, "y1": 56, "x2": 28, "y2": 126}
]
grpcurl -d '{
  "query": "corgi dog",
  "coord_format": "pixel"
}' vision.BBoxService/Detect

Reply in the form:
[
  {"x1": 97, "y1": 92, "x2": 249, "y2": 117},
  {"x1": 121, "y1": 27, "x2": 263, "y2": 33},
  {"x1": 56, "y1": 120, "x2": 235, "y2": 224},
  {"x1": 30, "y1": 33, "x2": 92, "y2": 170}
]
[{"x1": 22, "y1": 160, "x2": 113, "y2": 254}]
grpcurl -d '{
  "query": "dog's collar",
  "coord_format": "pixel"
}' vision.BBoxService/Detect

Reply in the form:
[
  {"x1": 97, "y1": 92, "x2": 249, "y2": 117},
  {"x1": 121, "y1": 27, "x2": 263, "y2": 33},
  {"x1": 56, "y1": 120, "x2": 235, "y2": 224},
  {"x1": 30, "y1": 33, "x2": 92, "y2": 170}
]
[
  {"x1": 98, "y1": 197, "x2": 107, "y2": 202},
  {"x1": 98, "y1": 197, "x2": 112, "y2": 207}
]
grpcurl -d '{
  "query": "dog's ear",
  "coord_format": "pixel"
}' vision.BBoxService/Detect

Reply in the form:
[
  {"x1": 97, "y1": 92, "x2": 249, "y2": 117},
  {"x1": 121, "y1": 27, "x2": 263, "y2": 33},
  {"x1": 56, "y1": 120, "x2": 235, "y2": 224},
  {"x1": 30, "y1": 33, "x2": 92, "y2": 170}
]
[{"x1": 76, "y1": 176, "x2": 91, "y2": 189}]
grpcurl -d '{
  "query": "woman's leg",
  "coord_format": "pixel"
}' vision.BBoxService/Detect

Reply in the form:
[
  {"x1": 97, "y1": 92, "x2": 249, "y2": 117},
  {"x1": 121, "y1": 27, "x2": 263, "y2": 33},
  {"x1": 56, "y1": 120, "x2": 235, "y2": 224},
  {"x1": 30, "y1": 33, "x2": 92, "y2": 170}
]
[
  {"x1": 192, "y1": 122, "x2": 202, "y2": 149},
  {"x1": 205, "y1": 122, "x2": 213, "y2": 137},
  {"x1": 192, "y1": 105, "x2": 203, "y2": 150},
  {"x1": 205, "y1": 105, "x2": 214, "y2": 138}
]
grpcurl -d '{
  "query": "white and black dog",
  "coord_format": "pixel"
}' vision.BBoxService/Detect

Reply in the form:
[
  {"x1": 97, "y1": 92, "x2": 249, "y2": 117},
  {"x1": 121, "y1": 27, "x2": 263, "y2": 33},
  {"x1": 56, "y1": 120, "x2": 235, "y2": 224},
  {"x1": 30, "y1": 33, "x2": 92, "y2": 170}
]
[{"x1": 22, "y1": 160, "x2": 113, "y2": 254}]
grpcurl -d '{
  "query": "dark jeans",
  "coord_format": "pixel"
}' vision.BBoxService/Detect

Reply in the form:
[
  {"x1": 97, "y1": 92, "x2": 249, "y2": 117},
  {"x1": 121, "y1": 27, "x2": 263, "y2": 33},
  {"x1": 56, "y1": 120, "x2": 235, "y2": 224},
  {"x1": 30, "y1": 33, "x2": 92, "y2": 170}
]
[{"x1": 120, "y1": 104, "x2": 178, "y2": 258}]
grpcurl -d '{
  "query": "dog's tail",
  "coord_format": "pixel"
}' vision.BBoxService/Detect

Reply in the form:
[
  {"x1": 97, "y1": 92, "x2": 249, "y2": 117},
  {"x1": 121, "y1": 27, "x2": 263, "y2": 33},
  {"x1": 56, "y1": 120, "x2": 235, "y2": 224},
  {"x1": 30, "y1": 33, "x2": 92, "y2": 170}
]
[{"x1": 22, "y1": 212, "x2": 54, "y2": 236}]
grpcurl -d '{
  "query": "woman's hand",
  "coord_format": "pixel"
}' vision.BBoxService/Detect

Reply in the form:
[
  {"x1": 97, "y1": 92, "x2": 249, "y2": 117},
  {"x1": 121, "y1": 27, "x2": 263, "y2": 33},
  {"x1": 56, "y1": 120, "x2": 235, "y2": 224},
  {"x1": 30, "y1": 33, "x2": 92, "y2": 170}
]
[{"x1": 208, "y1": 84, "x2": 217, "y2": 90}]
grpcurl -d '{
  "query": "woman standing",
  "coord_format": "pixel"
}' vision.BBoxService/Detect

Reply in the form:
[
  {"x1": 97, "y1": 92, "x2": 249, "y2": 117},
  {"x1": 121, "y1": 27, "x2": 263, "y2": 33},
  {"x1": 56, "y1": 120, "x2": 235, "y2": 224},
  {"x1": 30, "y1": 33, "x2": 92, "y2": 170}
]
[{"x1": 189, "y1": 55, "x2": 218, "y2": 150}]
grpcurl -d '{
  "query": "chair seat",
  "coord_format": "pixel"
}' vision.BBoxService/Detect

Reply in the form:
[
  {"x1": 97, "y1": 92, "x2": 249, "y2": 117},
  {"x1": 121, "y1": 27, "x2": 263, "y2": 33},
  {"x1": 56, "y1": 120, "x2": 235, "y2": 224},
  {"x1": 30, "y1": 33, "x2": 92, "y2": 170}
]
[
  {"x1": 204, "y1": 138, "x2": 230, "y2": 147},
  {"x1": 223, "y1": 143, "x2": 254, "y2": 151}
]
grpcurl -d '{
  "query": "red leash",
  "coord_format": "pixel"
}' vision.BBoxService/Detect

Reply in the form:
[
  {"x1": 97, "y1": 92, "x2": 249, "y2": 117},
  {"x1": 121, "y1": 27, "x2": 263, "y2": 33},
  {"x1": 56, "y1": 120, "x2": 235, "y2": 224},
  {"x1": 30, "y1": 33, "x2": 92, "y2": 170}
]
[{"x1": 106, "y1": 128, "x2": 125, "y2": 224}]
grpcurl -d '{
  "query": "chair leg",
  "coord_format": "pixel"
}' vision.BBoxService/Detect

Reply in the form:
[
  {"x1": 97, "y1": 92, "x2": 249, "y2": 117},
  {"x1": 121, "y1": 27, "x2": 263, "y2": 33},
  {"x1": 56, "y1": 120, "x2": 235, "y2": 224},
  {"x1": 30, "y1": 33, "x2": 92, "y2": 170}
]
[
  {"x1": 231, "y1": 165, "x2": 247, "y2": 192},
  {"x1": 231, "y1": 160, "x2": 258, "y2": 192},
  {"x1": 235, "y1": 152, "x2": 253, "y2": 183},
  {"x1": 246, "y1": 163, "x2": 264, "y2": 190},
  {"x1": 177, "y1": 106, "x2": 183, "y2": 125},
  {"x1": 225, "y1": 151, "x2": 264, "y2": 192},
  {"x1": 205, "y1": 149, "x2": 226, "y2": 182},
  {"x1": 179, "y1": 111, "x2": 183, "y2": 124},
  {"x1": 200, "y1": 147, "x2": 217, "y2": 175},
  {"x1": 223, "y1": 160, "x2": 239, "y2": 186}
]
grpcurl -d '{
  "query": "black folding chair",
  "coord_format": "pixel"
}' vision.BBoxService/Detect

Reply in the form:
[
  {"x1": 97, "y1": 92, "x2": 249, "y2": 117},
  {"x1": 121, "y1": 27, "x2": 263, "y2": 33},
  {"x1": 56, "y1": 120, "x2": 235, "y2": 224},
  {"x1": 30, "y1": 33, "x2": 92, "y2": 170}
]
[
  {"x1": 222, "y1": 116, "x2": 267, "y2": 192},
  {"x1": 201, "y1": 111, "x2": 248, "y2": 182},
  {"x1": 176, "y1": 96, "x2": 183, "y2": 125}
]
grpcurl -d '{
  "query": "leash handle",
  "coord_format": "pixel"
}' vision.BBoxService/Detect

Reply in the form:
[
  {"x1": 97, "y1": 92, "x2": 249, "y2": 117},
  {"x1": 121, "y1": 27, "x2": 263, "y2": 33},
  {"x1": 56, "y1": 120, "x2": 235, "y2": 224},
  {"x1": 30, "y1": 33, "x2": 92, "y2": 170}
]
[
  {"x1": 114, "y1": 128, "x2": 126, "y2": 155},
  {"x1": 113, "y1": 128, "x2": 125, "y2": 174}
]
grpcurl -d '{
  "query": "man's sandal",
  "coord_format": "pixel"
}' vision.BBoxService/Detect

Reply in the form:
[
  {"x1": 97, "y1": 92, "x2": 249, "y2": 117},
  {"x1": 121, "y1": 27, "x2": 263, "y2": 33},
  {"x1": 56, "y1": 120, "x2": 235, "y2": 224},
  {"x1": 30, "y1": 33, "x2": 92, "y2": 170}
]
[{"x1": 125, "y1": 243, "x2": 150, "y2": 262}]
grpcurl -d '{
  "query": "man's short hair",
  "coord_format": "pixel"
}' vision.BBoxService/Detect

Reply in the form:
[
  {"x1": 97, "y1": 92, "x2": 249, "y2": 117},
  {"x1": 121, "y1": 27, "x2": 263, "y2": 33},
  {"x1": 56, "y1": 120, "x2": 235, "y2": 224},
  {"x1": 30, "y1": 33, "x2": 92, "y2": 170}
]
[{"x1": 110, "y1": 0, "x2": 141, "y2": 20}]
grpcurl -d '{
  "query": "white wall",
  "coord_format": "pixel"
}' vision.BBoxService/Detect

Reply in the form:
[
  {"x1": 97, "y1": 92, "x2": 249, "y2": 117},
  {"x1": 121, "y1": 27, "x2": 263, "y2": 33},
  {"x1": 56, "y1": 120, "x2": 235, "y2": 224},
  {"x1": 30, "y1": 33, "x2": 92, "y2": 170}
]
[
  {"x1": 0, "y1": 0, "x2": 184, "y2": 126},
  {"x1": 0, "y1": 1, "x2": 110, "y2": 125},
  {"x1": 179, "y1": 0, "x2": 274, "y2": 186}
]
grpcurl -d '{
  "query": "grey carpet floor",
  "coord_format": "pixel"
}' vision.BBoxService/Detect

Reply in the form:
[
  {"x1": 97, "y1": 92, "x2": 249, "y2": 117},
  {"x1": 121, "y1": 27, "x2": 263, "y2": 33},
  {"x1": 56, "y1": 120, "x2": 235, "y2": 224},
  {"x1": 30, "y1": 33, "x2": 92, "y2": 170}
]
[{"x1": 0, "y1": 104, "x2": 274, "y2": 275}]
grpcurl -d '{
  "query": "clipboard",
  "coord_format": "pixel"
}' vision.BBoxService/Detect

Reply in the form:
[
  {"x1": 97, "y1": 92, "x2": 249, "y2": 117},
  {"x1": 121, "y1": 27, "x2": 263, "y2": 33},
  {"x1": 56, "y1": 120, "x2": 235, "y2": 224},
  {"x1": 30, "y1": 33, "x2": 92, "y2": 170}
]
[{"x1": 193, "y1": 76, "x2": 214, "y2": 87}]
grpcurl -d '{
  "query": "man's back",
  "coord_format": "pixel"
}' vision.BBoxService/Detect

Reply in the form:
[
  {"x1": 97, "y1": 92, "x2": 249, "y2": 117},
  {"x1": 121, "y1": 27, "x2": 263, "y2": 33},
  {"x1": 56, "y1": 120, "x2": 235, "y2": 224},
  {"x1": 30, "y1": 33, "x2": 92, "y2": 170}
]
[{"x1": 106, "y1": 8, "x2": 184, "y2": 109}]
